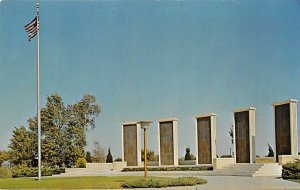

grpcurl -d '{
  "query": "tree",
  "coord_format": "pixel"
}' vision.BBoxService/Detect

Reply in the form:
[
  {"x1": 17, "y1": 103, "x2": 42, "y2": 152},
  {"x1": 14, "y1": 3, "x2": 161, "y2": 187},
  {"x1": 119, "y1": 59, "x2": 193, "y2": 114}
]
[
  {"x1": 8, "y1": 93, "x2": 101, "y2": 168},
  {"x1": 92, "y1": 141, "x2": 106, "y2": 163},
  {"x1": 41, "y1": 94, "x2": 66, "y2": 167},
  {"x1": 8, "y1": 126, "x2": 35, "y2": 166},
  {"x1": 229, "y1": 124, "x2": 234, "y2": 145},
  {"x1": 85, "y1": 151, "x2": 92, "y2": 163},
  {"x1": 141, "y1": 150, "x2": 157, "y2": 162},
  {"x1": 106, "y1": 148, "x2": 113, "y2": 163},
  {"x1": 267, "y1": 144, "x2": 274, "y2": 157},
  {"x1": 184, "y1": 147, "x2": 192, "y2": 160},
  {"x1": 63, "y1": 95, "x2": 101, "y2": 166},
  {"x1": 229, "y1": 124, "x2": 234, "y2": 156},
  {"x1": 0, "y1": 150, "x2": 10, "y2": 166}
]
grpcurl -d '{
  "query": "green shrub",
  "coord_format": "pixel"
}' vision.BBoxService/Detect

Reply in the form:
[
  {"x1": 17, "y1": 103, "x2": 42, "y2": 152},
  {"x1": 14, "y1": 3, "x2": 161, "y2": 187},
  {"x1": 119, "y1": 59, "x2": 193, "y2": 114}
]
[
  {"x1": 114, "y1": 158, "x2": 122, "y2": 162},
  {"x1": 220, "y1": 155, "x2": 233, "y2": 158},
  {"x1": 76, "y1": 158, "x2": 87, "y2": 168},
  {"x1": 282, "y1": 159, "x2": 300, "y2": 179},
  {"x1": 11, "y1": 166, "x2": 65, "y2": 178},
  {"x1": 121, "y1": 177, "x2": 207, "y2": 188},
  {"x1": 0, "y1": 167, "x2": 12, "y2": 178}
]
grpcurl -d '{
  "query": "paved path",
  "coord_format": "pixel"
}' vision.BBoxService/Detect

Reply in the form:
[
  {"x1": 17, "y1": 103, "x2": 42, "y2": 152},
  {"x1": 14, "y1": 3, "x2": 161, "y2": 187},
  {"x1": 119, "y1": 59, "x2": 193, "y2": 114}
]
[
  {"x1": 119, "y1": 175, "x2": 300, "y2": 190},
  {"x1": 196, "y1": 176, "x2": 300, "y2": 190},
  {"x1": 54, "y1": 171, "x2": 300, "y2": 189}
]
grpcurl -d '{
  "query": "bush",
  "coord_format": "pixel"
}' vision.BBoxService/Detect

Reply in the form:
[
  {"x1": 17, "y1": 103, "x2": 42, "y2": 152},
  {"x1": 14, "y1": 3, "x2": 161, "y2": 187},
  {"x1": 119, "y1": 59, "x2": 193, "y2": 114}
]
[
  {"x1": 0, "y1": 167, "x2": 12, "y2": 178},
  {"x1": 220, "y1": 155, "x2": 233, "y2": 158},
  {"x1": 114, "y1": 158, "x2": 122, "y2": 162},
  {"x1": 121, "y1": 177, "x2": 207, "y2": 188},
  {"x1": 282, "y1": 159, "x2": 300, "y2": 179},
  {"x1": 76, "y1": 158, "x2": 87, "y2": 168},
  {"x1": 11, "y1": 166, "x2": 65, "y2": 178}
]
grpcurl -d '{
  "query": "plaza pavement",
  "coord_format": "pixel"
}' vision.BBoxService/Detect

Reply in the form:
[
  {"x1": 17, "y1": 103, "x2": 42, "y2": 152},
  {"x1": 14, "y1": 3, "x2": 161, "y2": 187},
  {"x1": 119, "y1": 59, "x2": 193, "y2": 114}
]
[
  {"x1": 120, "y1": 175, "x2": 300, "y2": 190},
  {"x1": 54, "y1": 170, "x2": 300, "y2": 190}
]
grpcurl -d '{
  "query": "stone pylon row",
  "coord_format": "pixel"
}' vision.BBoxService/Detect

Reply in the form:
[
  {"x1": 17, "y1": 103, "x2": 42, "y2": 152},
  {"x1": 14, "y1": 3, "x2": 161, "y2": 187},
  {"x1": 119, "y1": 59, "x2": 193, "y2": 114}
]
[{"x1": 121, "y1": 99, "x2": 298, "y2": 167}]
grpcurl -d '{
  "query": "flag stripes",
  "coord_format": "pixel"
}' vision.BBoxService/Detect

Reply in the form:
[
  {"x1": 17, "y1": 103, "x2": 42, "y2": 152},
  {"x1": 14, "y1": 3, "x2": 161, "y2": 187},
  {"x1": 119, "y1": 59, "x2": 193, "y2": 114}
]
[{"x1": 24, "y1": 16, "x2": 38, "y2": 41}]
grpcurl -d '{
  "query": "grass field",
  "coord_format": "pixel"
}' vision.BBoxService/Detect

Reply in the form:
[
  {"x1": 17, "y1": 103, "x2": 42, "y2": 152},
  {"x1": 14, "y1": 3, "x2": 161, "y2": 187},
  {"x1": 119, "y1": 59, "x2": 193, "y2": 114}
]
[
  {"x1": 291, "y1": 179, "x2": 300, "y2": 183},
  {"x1": 0, "y1": 176, "x2": 206, "y2": 189}
]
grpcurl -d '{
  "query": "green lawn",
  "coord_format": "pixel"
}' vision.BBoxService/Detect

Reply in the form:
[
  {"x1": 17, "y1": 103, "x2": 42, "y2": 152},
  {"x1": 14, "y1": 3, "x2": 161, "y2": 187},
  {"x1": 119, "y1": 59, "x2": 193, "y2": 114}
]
[
  {"x1": 291, "y1": 179, "x2": 300, "y2": 183},
  {"x1": 0, "y1": 176, "x2": 206, "y2": 189}
]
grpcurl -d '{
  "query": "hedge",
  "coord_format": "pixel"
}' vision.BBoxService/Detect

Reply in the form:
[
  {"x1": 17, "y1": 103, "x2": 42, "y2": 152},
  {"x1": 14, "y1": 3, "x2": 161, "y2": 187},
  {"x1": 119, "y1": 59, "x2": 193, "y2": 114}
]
[
  {"x1": 121, "y1": 177, "x2": 207, "y2": 188},
  {"x1": 12, "y1": 167, "x2": 65, "y2": 178},
  {"x1": 282, "y1": 159, "x2": 300, "y2": 179}
]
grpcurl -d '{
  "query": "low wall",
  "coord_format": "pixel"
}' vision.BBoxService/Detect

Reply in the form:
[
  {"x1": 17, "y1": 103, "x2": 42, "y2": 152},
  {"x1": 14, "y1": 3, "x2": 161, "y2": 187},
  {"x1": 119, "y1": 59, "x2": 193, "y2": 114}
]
[
  {"x1": 85, "y1": 162, "x2": 127, "y2": 171},
  {"x1": 213, "y1": 158, "x2": 234, "y2": 169},
  {"x1": 86, "y1": 163, "x2": 112, "y2": 170},
  {"x1": 278, "y1": 155, "x2": 300, "y2": 165},
  {"x1": 178, "y1": 160, "x2": 197, "y2": 165},
  {"x1": 148, "y1": 161, "x2": 159, "y2": 166},
  {"x1": 256, "y1": 157, "x2": 275, "y2": 163},
  {"x1": 112, "y1": 162, "x2": 127, "y2": 171}
]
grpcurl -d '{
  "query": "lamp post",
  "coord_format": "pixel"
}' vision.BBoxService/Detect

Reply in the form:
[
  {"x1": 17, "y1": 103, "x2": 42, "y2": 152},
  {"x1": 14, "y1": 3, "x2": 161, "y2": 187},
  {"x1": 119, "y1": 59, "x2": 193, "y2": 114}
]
[{"x1": 137, "y1": 121, "x2": 152, "y2": 179}]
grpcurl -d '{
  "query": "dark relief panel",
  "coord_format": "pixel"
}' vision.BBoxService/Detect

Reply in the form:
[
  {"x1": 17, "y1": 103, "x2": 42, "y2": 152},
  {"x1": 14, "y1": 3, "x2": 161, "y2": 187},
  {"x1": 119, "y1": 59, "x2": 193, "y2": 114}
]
[
  {"x1": 123, "y1": 125, "x2": 137, "y2": 166},
  {"x1": 275, "y1": 104, "x2": 291, "y2": 161},
  {"x1": 160, "y1": 122, "x2": 174, "y2": 165},
  {"x1": 197, "y1": 117, "x2": 212, "y2": 164},
  {"x1": 235, "y1": 111, "x2": 250, "y2": 163}
]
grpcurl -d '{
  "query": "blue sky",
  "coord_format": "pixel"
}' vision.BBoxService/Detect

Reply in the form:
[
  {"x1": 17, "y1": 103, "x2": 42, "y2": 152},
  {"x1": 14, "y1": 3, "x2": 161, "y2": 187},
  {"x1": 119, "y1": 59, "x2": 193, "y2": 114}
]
[{"x1": 0, "y1": 0, "x2": 299, "y2": 158}]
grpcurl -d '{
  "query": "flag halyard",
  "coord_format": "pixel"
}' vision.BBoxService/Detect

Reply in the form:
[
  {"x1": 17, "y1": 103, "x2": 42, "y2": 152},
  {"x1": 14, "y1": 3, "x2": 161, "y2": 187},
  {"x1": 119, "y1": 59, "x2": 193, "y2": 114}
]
[{"x1": 25, "y1": 16, "x2": 38, "y2": 41}]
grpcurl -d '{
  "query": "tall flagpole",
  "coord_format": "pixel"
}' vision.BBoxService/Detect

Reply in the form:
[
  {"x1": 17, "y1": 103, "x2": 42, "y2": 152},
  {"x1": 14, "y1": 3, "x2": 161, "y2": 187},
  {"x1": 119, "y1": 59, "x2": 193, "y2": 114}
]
[{"x1": 36, "y1": 0, "x2": 41, "y2": 180}]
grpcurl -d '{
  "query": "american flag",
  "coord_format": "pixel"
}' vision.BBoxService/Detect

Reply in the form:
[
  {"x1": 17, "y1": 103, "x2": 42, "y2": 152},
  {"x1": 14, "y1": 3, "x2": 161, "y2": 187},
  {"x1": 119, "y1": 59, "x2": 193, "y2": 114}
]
[{"x1": 24, "y1": 16, "x2": 38, "y2": 41}]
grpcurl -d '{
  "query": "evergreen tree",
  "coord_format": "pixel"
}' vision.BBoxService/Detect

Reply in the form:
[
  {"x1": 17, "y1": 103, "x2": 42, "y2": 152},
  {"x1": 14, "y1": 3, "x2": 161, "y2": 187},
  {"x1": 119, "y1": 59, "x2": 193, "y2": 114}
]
[
  {"x1": 85, "y1": 151, "x2": 92, "y2": 163},
  {"x1": 106, "y1": 148, "x2": 113, "y2": 163},
  {"x1": 9, "y1": 126, "x2": 35, "y2": 166},
  {"x1": 267, "y1": 144, "x2": 274, "y2": 157},
  {"x1": 184, "y1": 147, "x2": 192, "y2": 160},
  {"x1": 229, "y1": 125, "x2": 234, "y2": 145}
]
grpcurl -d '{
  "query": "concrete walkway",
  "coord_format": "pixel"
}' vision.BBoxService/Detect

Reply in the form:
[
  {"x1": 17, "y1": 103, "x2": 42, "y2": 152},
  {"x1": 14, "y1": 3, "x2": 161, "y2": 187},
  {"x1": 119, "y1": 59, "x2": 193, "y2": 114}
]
[
  {"x1": 53, "y1": 171, "x2": 300, "y2": 189},
  {"x1": 120, "y1": 175, "x2": 300, "y2": 190},
  {"x1": 195, "y1": 176, "x2": 300, "y2": 190}
]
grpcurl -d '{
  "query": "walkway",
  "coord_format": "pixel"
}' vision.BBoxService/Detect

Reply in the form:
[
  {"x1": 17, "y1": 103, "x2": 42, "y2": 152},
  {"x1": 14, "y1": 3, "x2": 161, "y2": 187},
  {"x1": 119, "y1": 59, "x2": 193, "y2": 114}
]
[{"x1": 54, "y1": 171, "x2": 300, "y2": 189}]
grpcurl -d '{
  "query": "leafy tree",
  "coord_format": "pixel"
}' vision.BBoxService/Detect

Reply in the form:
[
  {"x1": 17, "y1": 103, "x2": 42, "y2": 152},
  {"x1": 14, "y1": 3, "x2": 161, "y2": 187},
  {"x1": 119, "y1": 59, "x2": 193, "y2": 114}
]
[
  {"x1": 9, "y1": 93, "x2": 101, "y2": 168},
  {"x1": 85, "y1": 151, "x2": 92, "y2": 163},
  {"x1": 63, "y1": 95, "x2": 100, "y2": 166},
  {"x1": 92, "y1": 141, "x2": 106, "y2": 163},
  {"x1": 267, "y1": 144, "x2": 274, "y2": 157},
  {"x1": 0, "y1": 150, "x2": 10, "y2": 166},
  {"x1": 190, "y1": 153, "x2": 196, "y2": 160},
  {"x1": 106, "y1": 148, "x2": 113, "y2": 163},
  {"x1": 185, "y1": 147, "x2": 192, "y2": 160},
  {"x1": 141, "y1": 150, "x2": 157, "y2": 161},
  {"x1": 41, "y1": 94, "x2": 66, "y2": 167}
]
